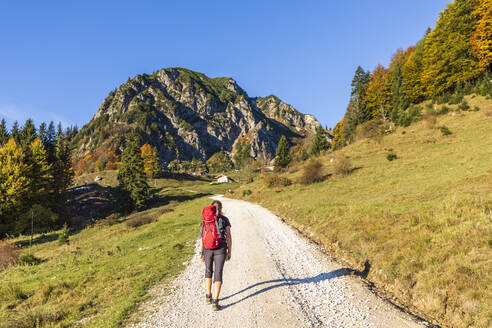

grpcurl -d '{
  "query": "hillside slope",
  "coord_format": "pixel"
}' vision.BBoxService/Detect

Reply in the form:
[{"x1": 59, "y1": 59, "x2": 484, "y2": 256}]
[
  {"x1": 72, "y1": 68, "x2": 321, "y2": 165},
  {"x1": 234, "y1": 95, "x2": 492, "y2": 328}
]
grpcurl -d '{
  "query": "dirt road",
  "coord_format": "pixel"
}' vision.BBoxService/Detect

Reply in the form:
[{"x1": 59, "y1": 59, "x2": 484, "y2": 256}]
[{"x1": 128, "y1": 196, "x2": 429, "y2": 328}]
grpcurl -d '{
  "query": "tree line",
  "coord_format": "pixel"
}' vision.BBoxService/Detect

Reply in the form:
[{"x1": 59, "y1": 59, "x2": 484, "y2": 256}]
[
  {"x1": 333, "y1": 0, "x2": 492, "y2": 148},
  {"x1": 0, "y1": 119, "x2": 75, "y2": 237}
]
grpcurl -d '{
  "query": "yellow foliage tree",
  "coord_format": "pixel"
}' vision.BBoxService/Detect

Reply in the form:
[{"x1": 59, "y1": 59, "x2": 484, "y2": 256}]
[
  {"x1": 140, "y1": 144, "x2": 160, "y2": 178},
  {"x1": 332, "y1": 118, "x2": 345, "y2": 149},
  {"x1": 365, "y1": 64, "x2": 392, "y2": 120},
  {"x1": 0, "y1": 139, "x2": 30, "y2": 216},
  {"x1": 421, "y1": 0, "x2": 482, "y2": 97},
  {"x1": 471, "y1": 0, "x2": 492, "y2": 70}
]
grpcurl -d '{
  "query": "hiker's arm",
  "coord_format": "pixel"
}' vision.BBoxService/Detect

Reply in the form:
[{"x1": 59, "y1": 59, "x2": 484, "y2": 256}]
[
  {"x1": 226, "y1": 226, "x2": 232, "y2": 261},
  {"x1": 200, "y1": 240, "x2": 204, "y2": 262}
]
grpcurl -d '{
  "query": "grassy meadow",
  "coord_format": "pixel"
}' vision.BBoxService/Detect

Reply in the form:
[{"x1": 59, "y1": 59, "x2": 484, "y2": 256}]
[
  {"x1": 0, "y1": 176, "x2": 236, "y2": 328},
  {"x1": 233, "y1": 95, "x2": 492, "y2": 328}
]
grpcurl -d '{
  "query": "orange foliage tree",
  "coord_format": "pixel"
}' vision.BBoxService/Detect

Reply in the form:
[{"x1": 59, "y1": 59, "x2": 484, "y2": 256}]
[
  {"x1": 471, "y1": 0, "x2": 492, "y2": 70},
  {"x1": 365, "y1": 64, "x2": 392, "y2": 120}
]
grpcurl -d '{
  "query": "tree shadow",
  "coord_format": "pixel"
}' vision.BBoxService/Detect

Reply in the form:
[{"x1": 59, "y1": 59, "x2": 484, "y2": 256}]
[
  {"x1": 15, "y1": 231, "x2": 59, "y2": 248},
  {"x1": 220, "y1": 268, "x2": 350, "y2": 309}
]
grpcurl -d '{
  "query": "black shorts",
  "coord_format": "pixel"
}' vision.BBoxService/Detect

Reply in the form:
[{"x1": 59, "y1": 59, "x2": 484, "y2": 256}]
[{"x1": 203, "y1": 246, "x2": 227, "y2": 282}]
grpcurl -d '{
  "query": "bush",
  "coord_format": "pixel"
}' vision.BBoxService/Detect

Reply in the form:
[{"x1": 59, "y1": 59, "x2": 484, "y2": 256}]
[
  {"x1": 299, "y1": 160, "x2": 324, "y2": 185},
  {"x1": 473, "y1": 106, "x2": 480, "y2": 112},
  {"x1": 458, "y1": 100, "x2": 470, "y2": 111},
  {"x1": 242, "y1": 189, "x2": 252, "y2": 196},
  {"x1": 438, "y1": 105, "x2": 450, "y2": 115},
  {"x1": 423, "y1": 113, "x2": 437, "y2": 129},
  {"x1": 125, "y1": 215, "x2": 155, "y2": 228},
  {"x1": 398, "y1": 106, "x2": 422, "y2": 127},
  {"x1": 58, "y1": 224, "x2": 70, "y2": 245},
  {"x1": 440, "y1": 126, "x2": 452, "y2": 136},
  {"x1": 334, "y1": 155, "x2": 353, "y2": 176},
  {"x1": 265, "y1": 175, "x2": 292, "y2": 188},
  {"x1": 386, "y1": 153, "x2": 398, "y2": 161},
  {"x1": 18, "y1": 254, "x2": 42, "y2": 266},
  {"x1": 0, "y1": 239, "x2": 19, "y2": 270}
]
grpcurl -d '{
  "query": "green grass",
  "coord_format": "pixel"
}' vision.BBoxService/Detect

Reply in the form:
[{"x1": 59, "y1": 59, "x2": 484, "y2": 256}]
[
  {"x1": 0, "y1": 173, "x2": 234, "y2": 328},
  {"x1": 233, "y1": 95, "x2": 492, "y2": 328}
]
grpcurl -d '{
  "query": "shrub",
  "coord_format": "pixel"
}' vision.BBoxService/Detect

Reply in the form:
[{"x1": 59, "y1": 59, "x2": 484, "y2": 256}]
[
  {"x1": 423, "y1": 113, "x2": 437, "y2": 129},
  {"x1": 386, "y1": 153, "x2": 398, "y2": 161},
  {"x1": 398, "y1": 106, "x2": 422, "y2": 127},
  {"x1": 299, "y1": 160, "x2": 324, "y2": 185},
  {"x1": 438, "y1": 105, "x2": 450, "y2": 115},
  {"x1": 125, "y1": 215, "x2": 155, "y2": 228},
  {"x1": 440, "y1": 126, "x2": 452, "y2": 136},
  {"x1": 242, "y1": 189, "x2": 252, "y2": 196},
  {"x1": 265, "y1": 175, "x2": 292, "y2": 188},
  {"x1": 57, "y1": 224, "x2": 70, "y2": 245},
  {"x1": 458, "y1": 100, "x2": 470, "y2": 111},
  {"x1": 0, "y1": 239, "x2": 19, "y2": 270},
  {"x1": 18, "y1": 254, "x2": 42, "y2": 266},
  {"x1": 105, "y1": 213, "x2": 120, "y2": 226},
  {"x1": 334, "y1": 155, "x2": 353, "y2": 176},
  {"x1": 473, "y1": 106, "x2": 480, "y2": 112}
]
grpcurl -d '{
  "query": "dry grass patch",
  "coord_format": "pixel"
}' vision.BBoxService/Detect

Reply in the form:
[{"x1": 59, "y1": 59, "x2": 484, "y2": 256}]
[{"x1": 0, "y1": 240, "x2": 19, "y2": 270}]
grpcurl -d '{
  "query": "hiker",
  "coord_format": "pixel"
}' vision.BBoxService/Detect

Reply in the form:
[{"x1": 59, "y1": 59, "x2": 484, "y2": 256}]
[{"x1": 200, "y1": 200, "x2": 232, "y2": 311}]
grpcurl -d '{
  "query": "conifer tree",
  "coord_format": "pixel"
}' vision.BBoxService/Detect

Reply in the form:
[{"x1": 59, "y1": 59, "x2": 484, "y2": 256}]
[
  {"x1": 311, "y1": 126, "x2": 331, "y2": 156},
  {"x1": 274, "y1": 135, "x2": 292, "y2": 169},
  {"x1": 118, "y1": 131, "x2": 149, "y2": 210},
  {"x1": 0, "y1": 119, "x2": 9, "y2": 146},
  {"x1": 343, "y1": 67, "x2": 371, "y2": 141},
  {"x1": 10, "y1": 121, "x2": 20, "y2": 144},
  {"x1": 20, "y1": 119, "x2": 37, "y2": 150}
]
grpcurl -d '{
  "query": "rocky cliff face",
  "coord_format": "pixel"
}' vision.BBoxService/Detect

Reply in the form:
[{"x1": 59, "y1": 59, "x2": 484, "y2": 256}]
[{"x1": 73, "y1": 68, "x2": 321, "y2": 165}]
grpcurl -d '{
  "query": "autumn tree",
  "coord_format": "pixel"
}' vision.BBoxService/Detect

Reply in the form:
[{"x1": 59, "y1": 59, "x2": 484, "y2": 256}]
[
  {"x1": 389, "y1": 48, "x2": 412, "y2": 120},
  {"x1": 471, "y1": 0, "x2": 492, "y2": 70},
  {"x1": 332, "y1": 118, "x2": 345, "y2": 149},
  {"x1": 402, "y1": 40, "x2": 426, "y2": 103},
  {"x1": 274, "y1": 135, "x2": 292, "y2": 168},
  {"x1": 311, "y1": 127, "x2": 331, "y2": 156},
  {"x1": 365, "y1": 64, "x2": 392, "y2": 120},
  {"x1": 206, "y1": 151, "x2": 233, "y2": 173},
  {"x1": 140, "y1": 144, "x2": 160, "y2": 178},
  {"x1": 421, "y1": 0, "x2": 482, "y2": 97},
  {"x1": 0, "y1": 139, "x2": 30, "y2": 235},
  {"x1": 117, "y1": 132, "x2": 149, "y2": 210}
]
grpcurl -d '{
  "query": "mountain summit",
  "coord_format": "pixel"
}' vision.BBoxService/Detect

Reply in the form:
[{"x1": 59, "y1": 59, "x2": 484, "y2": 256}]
[{"x1": 73, "y1": 67, "x2": 321, "y2": 165}]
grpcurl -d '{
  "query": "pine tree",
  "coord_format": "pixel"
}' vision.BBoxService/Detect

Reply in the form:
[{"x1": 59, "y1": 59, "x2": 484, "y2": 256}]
[
  {"x1": 0, "y1": 119, "x2": 9, "y2": 146},
  {"x1": 343, "y1": 66, "x2": 371, "y2": 142},
  {"x1": 140, "y1": 144, "x2": 161, "y2": 178},
  {"x1": 20, "y1": 119, "x2": 37, "y2": 150},
  {"x1": 274, "y1": 135, "x2": 292, "y2": 169},
  {"x1": 311, "y1": 127, "x2": 331, "y2": 156},
  {"x1": 10, "y1": 121, "x2": 20, "y2": 144},
  {"x1": 118, "y1": 132, "x2": 149, "y2": 210},
  {"x1": 53, "y1": 132, "x2": 73, "y2": 196}
]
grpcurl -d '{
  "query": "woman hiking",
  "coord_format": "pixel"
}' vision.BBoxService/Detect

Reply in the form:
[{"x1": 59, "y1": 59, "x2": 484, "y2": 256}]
[{"x1": 200, "y1": 200, "x2": 232, "y2": 311}]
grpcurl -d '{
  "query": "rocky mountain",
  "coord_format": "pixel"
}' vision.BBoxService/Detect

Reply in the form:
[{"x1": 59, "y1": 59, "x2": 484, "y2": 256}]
[{"x1": 72, "y1": 67, "x2": 321, "y2": 165}]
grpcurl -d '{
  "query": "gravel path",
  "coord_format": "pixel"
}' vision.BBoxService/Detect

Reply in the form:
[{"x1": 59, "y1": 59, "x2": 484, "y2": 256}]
[{"x1": 127, "y1": 196, "x2": 428, "y2": 328}]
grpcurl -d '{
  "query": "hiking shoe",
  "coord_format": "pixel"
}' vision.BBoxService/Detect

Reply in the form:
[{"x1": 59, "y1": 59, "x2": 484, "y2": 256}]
[
  {"x1": 205, "y1": 294, "x2": 212, "y2": 304},
  {"x1": 212, "y1": 299, "x2": 221, "y2": 311}
]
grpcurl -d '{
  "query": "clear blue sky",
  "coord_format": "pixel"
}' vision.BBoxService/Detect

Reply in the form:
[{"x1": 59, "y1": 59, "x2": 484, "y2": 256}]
[{"x1": 0, "y1": 0, "x2": 450, "y2": 130}]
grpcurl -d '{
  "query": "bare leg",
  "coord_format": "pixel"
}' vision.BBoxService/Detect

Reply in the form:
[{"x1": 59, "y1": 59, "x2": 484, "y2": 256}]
[
  {"x1": 205, "y1": 278, "x2": 212, "y2": 295},
  {"x1": 214, "y1": 281, "x2": 222, "y2": 299}
]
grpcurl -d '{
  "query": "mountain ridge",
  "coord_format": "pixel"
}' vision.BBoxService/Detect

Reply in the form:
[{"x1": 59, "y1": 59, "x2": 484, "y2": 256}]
[{"x1": 72, "y1": 67, "x2": 322, "y2": 167}]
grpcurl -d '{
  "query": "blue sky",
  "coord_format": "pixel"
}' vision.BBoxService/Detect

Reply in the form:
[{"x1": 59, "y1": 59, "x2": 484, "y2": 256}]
[{"x1": 0, "y1": 0, "x2": 450, "y2": 130}]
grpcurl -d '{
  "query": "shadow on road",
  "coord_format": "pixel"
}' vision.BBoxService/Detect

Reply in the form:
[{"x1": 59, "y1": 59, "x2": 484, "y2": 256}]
[{"x1": 220, "y1": 268, "x2": 350, "y2": 309}]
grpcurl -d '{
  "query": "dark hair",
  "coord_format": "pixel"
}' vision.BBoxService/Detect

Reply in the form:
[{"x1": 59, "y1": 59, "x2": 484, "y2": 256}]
[{"x1": 211, "y1": 200, "x2": 223, "y2": 215}]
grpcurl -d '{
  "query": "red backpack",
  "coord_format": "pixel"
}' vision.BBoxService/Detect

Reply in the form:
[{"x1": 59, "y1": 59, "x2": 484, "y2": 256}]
[{"x1": 201, "y1": 205, "x2": 224, "y2": 249}]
